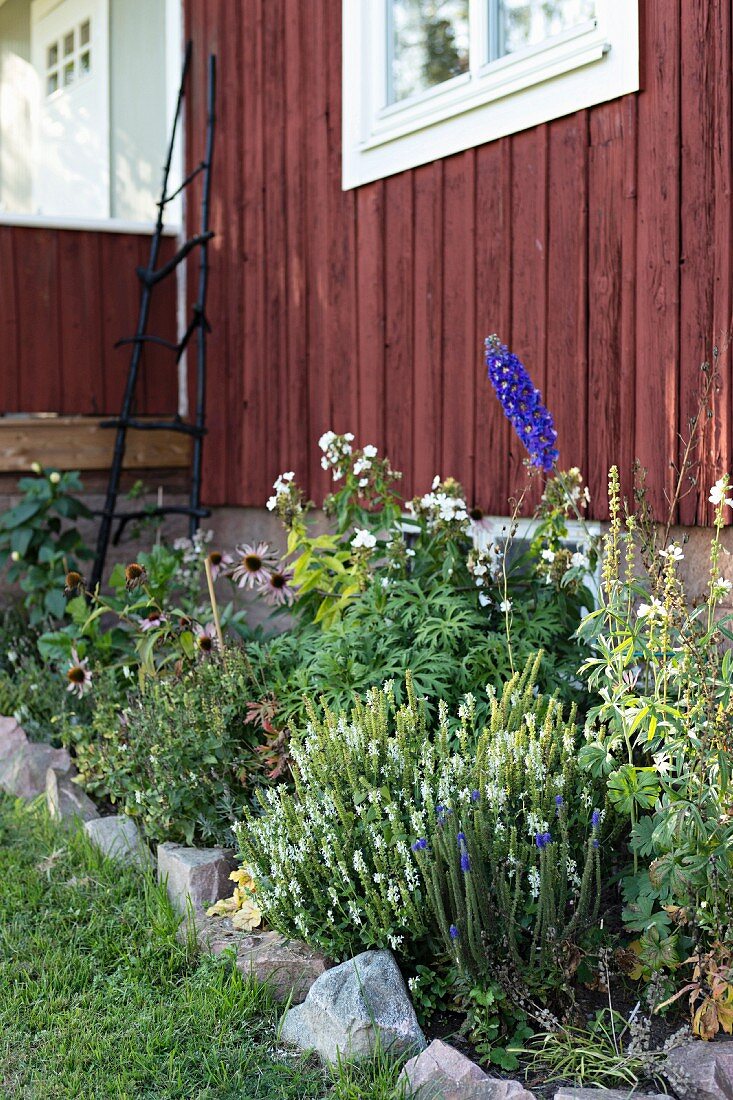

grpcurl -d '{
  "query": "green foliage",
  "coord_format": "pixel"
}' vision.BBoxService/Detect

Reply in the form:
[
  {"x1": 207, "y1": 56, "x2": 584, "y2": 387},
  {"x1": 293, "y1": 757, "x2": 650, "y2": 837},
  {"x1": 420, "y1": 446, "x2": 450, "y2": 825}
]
[
  {"x1": 578, "y1": 466, "x2": 733, "y2": 993},
  {"x1": 0, "y1": 466, "x2": 92, "y2": 626},
  {"x1": 517, "y1": 1007, "x2": 671, "y2": 1091},
  {"x1": 240, "y1": 446, "x2": 599, "y2": 741},
  {"x1": 65, "y1": 650, "x2": 267, "y2": 845},
  {"x1": 237, "y1": 656, "x2": 605, "y2": 1015}
]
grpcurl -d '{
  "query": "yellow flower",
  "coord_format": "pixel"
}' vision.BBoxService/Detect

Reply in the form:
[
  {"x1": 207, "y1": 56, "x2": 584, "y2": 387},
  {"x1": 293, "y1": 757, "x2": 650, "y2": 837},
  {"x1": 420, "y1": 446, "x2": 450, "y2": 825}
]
[
  {"x1": 229, "y1": 868, "x2": 256, "y2": 895},
  {"x1": 231, "y1": 900, "x2": 262, "y2": 932},
  {"x1": 206, "y1": 897, "x2": 237, "y2": 918}
]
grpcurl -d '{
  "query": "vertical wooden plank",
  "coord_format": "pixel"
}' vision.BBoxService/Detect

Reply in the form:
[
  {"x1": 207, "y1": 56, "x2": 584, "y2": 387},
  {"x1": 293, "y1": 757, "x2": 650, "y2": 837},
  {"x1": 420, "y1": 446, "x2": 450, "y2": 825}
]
[
  {"x1": 142, "y1": 234, "x2": 179, "y2": 415},
  {"x1": 264, "y1": 0, "x2": 291, "y2": 491},
  {"x1": 355, "y1": 180, "x2": 386, "y2": 449},
  {"x1": 509, "y1": 127, "x2": 549, "y2": 507},
  {"x1": 208, "y1": 0, "x2": 244, "y2": 505},
  {"x1": 545, "y1": 112, "x2": 588, "y2": 479},
  {"x1": 99, "y1": 232, "x2": 145, "y2": 413},
  {"x1": 678, "y1": 0, "x2": 715, "y2": 524},
  {"x1": 283, "y1": 0, "x2": 311, "y2": 485},
  {"x1": 587, "y1": 98, "x2": 638, "y2": 520},
  {"x1": 0, "y1": 228, "x2": 20, "y2": 410},
  {"x1": 240, "y1": 0, "x2": 268, "y2": 504},
  {"x1": 412, "y1": 162, "x2": 443, "y2": 494},
  {"x1": 474, "y1": 140, "x2": 511, "y2": 516},
  {"x1": 57, "y1": 231, "x2": 103, "y2": 414},
  {"x1": 441, "y1": 150, "x2": 476, "y2": 500},
  {"x1": 325, "y1": 0, "x2": 359, "y2": 445},
  {"x1": 383, "y1": 171, "x2": 414, "y2": 492},
  {"x1": 706, "y1": 0, "x2": 733, "y2": 523},
  {"x1": 15, "y1": 228, "x2": 61, "y2": 413},
  {"x1": 634, "y1": 0, "x2": 680, "y2": 521},
  {"x1": 302, "y1": 0, "x2": 331, "y2": 501}
]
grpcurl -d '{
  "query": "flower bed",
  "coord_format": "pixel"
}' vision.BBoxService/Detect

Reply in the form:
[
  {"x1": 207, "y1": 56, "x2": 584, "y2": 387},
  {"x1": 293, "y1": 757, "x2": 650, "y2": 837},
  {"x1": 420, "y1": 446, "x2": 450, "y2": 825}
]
[{"x1": 1, "y1": 338, "x2": 732, "y2": 1095}]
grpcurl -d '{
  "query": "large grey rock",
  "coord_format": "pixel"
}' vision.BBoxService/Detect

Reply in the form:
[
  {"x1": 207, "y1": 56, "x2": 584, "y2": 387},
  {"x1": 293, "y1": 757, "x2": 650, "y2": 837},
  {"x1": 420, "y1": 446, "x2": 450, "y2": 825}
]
[
  {"x1": 84, "y1": 815, "x2": 151, "y2": 870},
  {"x1": 45, "y1": 767, "x2": 99, "y2": 824},
  {"x1": 400, "y1": 1039, "x2": 536, "y2": 1099},
  {"x1": 189, "y1": 914, "x2": 330, "y2": 1003},
  {"x1": 157, "y1": 842, "x2": 237, "y2": 914},
  {"x1": 554, "y1": 1089, "x2": 669, "y2": 1099},
  {"x1": 280, "y1": 949, "x2": 425, "y2": 1064},
  {"x1": 0, "y1": 716, "x2": 71, "y2": 799},
  {"x1": 664, "y1": 1040, "x2": 733, "y2": 1100}
]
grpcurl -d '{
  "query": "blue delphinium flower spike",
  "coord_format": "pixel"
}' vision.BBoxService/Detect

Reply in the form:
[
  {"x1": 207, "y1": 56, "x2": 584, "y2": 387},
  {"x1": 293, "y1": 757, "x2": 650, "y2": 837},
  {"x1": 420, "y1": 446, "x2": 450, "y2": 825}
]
[{"x1": 485, "y1": 335, "x2": 559, "y2": 472}]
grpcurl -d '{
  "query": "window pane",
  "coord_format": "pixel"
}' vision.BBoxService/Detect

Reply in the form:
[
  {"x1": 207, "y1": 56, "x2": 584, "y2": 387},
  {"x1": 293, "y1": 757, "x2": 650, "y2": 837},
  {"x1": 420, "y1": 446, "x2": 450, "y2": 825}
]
[
  {"x1": 47, "y1": 71, "x2": 59, "y2": 96},
  {"x1": 63, "y1": 60, "x2": 75, "y2": 86},
  {"x1": 390, "y1": 0, "x2": 470, "y2": 104},
  {"x1": 500, "y1": 0, "x2": 595, "y2": 55},
  {"x1": 47, "y1": 43, "x2": 58, "y2": 70},
  {"x1": 63, "y1": 30, "x2": 75, "y2": 57},
  {"x1": 80, "y1": 50, "x2": 91, "y2": 76},
  {"x1": 80, "y1": 20, "x2": 91, "y2": 47}
]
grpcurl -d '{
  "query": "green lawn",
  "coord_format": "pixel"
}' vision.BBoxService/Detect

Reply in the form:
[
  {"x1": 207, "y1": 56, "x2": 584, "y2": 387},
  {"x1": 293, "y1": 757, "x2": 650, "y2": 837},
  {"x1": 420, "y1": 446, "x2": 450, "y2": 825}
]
[{"x1": 0, "y1": 796, "x2": 405, "y2": 1100}]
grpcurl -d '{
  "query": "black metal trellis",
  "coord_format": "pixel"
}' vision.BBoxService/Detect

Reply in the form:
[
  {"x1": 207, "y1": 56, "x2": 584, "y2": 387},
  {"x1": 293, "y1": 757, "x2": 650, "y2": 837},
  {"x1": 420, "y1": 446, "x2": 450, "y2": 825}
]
[{"x1": 90, "y1": 42, "x2": 216, "y2": 590}]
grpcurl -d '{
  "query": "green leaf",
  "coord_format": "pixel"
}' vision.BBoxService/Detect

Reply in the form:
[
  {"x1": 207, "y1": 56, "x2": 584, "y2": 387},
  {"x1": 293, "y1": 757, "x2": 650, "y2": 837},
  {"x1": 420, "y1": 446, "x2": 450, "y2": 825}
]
[
  {"x1": 10, "y1": 526, "x2": 34, "y2": 557},
  {"x1": 1, "y1": 500, "x2": 43, "y2": 529},
  {"x1": 607, "y1": 765, "x2": 659, "y2": 815}
]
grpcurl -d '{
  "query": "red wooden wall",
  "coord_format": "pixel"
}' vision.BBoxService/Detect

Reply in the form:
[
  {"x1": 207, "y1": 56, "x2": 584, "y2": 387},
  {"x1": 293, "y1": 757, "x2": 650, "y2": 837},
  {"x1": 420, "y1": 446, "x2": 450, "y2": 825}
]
[
  {"x1": 0, "y1": 227, "x2": 178, "y2": 418},
  {"x1": 184, "y1": 0, "x2": 733, "y2": 524}
]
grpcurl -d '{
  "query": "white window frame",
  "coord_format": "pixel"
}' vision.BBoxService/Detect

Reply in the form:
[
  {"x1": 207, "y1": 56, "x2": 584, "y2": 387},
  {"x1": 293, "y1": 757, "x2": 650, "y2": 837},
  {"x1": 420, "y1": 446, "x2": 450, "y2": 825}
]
[
  {"x1": 0, "y1": 0, "x2": 183, "y2": 234},
  {"x1": 342, "y1": 0, "x2": 639, "y2": 189}
]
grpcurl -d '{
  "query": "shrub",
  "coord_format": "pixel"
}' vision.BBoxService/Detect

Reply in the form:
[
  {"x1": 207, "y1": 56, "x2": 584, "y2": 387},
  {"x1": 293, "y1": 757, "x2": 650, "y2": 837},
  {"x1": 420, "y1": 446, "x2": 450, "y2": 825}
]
[
  {"x1": 0, "y1": 466, "x2": 92, "y2": 626},
  {"x1": 578, "y1": 464, "x2": 733, "y2": 1037},
  {"x1": 67, "y1": 649, "x2": 267, "y2": 845},
  {"x1": 236, "y1": 655, "x2": 605, "y2": 997},
  {"x1": 235, "y1": 435, "x2": 599, "y2": 742}
]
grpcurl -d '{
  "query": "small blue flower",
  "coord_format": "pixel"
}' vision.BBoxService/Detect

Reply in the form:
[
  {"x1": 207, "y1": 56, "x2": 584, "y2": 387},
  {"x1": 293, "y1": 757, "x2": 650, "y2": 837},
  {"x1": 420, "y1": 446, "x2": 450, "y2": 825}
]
[
  {"x1": 591, "y1": 809, "x2": 601, "y2": 829},
  {"x1": 460, "y1": 850, "x2": 471, "y2": 873},
  {"x1": 485, "y1": 335, "x2": 559, "y2": 472},
  {"x1": 471, "y1": 789, "x2": 480, "y2": 802},
  {"x1": 449, "y1": 924, "x2": 459, "y2": 940},
  {"x1": 456, "y1": 832, "x2": 466, "y2": 845},
  {"x1": 592, "y1": 838, "x2": 600, "y2": 849},
  {"x1": 555, "y1": 795, "x2": 564, "y2": 807},
  {"x1": 534, "y1": 831, "x2": 552, "y2": 850},
  {"x1": 411, "y1": 838, "x2": 427, "y2": 852}
]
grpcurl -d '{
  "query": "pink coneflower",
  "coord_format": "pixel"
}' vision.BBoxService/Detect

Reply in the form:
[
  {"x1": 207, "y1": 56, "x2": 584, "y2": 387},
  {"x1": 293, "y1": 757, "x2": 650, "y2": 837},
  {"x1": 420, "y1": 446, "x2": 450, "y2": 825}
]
[
  {"x1": 195, "y1": 622, "x2": 219, "y2": 656},
  {"x1": 139, "y1": 608, "x2": 167, "y2": 632},
  {"x1": 258, "y1": 566, "x2": 296, "y2": 607},
  {"x1": 66, "y1": 648, "x2": 92, "y2": 698},
  {"x1": 232, "y1": 542, "x2": 277, "y2": 589},
  {"x1": 206, "y1": 549, "x2": 233, "y2": 580}
]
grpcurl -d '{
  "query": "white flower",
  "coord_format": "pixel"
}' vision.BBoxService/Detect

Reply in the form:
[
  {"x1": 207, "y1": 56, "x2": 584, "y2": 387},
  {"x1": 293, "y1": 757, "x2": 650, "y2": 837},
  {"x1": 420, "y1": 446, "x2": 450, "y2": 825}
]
[
  {"x1": 636, "y1": 598, "x2": 665, "y2": 621},
  {"x1": 351, "y1": 529, "x2": 377, "y2": 550},
  {"x1": 709, "y1": 477, "x2": 733, "y2": 507},
  {"x1": 432, "y1": 475, "x2": 441, "y2": 489},
  {"x1": 541, "y1": 548, "x2": 555, "y2": 563},
  {"x1": 659, "y1": 543, "x2": 684, "y2": 562},
  {"x1": 266, "y1": 495, "x2": 278, "y2": 511},
  {"x1": 499, "y1": 599, "x2": 512, "y2": 613},
  {"x1": 319, "y1": 430, "x2": 336, "y2": 451},
  {"x1": 712, "y1": 577, "x2": 733, "y2": 597},
  {"x1": 362, "y1": 444, "x2": 378, "y2": 458},
  {"x1": 571, "y1": 551, "x2": 589, "y2": 570},
  {"x1": 479, "y1": 592, "x2": 492, "y2": 607}
]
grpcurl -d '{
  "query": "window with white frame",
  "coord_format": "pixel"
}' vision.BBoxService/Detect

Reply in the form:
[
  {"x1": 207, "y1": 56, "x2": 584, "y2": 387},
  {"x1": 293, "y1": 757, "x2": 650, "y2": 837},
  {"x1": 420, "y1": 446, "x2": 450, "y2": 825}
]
[
  {"x1": 342, "y1": 0, "x2": 639, "y2": 189},
  {"x1": 0, "y1": 0, "x2": 182, "y2": 228}
]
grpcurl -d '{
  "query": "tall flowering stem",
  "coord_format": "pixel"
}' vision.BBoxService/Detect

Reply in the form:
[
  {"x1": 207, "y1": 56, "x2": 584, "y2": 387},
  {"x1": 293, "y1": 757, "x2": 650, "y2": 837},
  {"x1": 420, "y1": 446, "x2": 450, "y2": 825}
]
[{"x1": 485, "y1": 335, "x2": 559, "y2": 472}]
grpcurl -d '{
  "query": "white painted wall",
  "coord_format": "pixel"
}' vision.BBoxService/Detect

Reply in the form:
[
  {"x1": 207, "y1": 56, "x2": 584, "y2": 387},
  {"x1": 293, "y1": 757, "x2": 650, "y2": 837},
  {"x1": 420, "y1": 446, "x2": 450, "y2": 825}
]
[
  {"x1": 0, "y1": 0, "x2": 175, "y2": 223},
  {"x1": 109, "y1": 0, "x2": 167, "y2": 222},
  {"x1": 0, "y1": 0, "x2": 32, "y2": 213}
]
